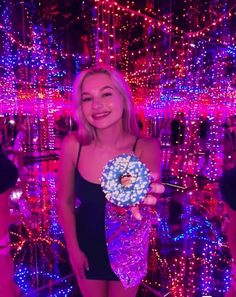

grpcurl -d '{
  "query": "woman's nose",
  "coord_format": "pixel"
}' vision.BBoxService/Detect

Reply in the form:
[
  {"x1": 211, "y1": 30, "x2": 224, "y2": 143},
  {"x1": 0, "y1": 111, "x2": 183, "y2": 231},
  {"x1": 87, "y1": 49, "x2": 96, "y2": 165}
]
[{"x1": 92, "y1": 96, "x2": 103, "y2": 109}]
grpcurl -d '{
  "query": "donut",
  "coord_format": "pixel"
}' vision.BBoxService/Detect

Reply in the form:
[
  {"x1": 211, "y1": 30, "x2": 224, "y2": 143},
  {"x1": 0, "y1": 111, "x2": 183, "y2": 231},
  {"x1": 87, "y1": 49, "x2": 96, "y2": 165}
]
[{"x1": 100, "y1": 153, "x2": 150, "y2": 207}]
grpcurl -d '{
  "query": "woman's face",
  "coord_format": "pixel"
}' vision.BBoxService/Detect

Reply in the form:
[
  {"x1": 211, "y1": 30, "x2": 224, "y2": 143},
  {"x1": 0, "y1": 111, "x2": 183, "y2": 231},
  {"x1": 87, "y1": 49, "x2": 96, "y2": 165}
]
[{"x1": 80, "y1": 73, "x2": 124, "y2": 130}]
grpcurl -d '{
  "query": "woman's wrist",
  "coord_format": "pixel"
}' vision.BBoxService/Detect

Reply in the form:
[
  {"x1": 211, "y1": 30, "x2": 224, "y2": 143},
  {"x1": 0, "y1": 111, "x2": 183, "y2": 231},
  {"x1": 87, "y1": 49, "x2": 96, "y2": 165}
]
[
  {"x1": 0, "y1": 233, "x2": 10, "y2": 255},
  {"x1": 66, "y1": 241, "x2": 81, "y2": 254}
]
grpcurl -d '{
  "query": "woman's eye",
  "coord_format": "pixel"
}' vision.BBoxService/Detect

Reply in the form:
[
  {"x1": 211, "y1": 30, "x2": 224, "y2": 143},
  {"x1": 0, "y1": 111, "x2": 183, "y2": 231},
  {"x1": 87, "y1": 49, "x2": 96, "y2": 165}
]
[
  {"x1": 82, "y1": 97, "x2": 92, "y2": 102},
  {"x1": 102, "y1": 93, "x2": 112, "y2": 98}
]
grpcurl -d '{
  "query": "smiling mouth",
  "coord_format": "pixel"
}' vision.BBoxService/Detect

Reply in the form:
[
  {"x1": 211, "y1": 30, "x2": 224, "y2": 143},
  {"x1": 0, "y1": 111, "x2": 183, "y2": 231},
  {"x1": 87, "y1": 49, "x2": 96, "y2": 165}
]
[{"x1": 92, "y1": 112, "x2": 110, "y2": 120}]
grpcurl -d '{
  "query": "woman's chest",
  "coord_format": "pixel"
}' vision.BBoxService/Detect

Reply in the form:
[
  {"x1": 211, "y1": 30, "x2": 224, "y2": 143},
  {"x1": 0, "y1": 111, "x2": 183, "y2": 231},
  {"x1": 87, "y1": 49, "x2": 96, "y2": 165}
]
[{"x1": 78, "y1": 145, "x2": 141, "y2": 183}]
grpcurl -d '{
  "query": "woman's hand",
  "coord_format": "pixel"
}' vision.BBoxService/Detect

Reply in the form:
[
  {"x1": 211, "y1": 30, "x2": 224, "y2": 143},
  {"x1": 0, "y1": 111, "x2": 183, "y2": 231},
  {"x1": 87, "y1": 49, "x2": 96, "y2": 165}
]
[
  {"x1": 131, "y1": 172, "x2": 165, "y2": 220},
  {"x1": 225, "y1": 286, "x2": 236, "y2": 297},
  {"x1": 0, "y1": 281, "x2": 21, "y2": 297},
  {"x1": 0, "y1": 254, "x2": 21, "y2": 297},
  {"x1": 68, "y1": 247, "x2": 89, "y2": 281}
]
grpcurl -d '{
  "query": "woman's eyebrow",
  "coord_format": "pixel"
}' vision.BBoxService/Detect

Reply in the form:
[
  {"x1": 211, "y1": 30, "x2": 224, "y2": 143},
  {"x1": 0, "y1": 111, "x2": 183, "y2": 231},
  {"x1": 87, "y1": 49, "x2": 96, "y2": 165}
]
[
  {"x1": 81, "y1": 86, "x2": 113, "y2": 96},
  {"x1": 81, "y1": 91, "x2": 91, "y2": 96},
  {"x1": 100, "y1": 86, "x2": 113, "y2": 91}
]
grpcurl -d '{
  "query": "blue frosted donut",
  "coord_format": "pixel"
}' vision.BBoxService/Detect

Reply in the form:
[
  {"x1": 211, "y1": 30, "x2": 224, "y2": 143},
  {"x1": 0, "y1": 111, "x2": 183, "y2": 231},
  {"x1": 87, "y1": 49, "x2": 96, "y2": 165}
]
[{"x1": 100, "y1": 154, "x2": 150, "y2": 207}]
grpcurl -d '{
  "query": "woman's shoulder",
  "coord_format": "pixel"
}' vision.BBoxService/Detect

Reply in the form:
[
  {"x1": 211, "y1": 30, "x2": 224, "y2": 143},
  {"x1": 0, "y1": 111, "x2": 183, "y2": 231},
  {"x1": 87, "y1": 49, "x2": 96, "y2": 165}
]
[
  {"x1": 60, "y1": 132, "x2": 80, "y2": 162},
  {"x1": 135, "y1": 136, "x2": 161, "y2": 157},
  {"x1": 61, "y1": 132, "x2": 80, "y2": 147},
  {"x1": 135, "y1": 136, "x2": 161, "y2": 174},
  {"x1": 138, "y1": 136, "x2": 160, "y2": 149}
]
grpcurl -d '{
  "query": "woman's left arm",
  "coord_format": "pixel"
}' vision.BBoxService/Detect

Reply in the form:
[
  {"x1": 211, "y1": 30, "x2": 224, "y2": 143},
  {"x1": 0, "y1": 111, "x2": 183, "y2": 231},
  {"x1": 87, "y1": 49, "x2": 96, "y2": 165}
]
[
  {"x1": 131, "y1": 137, "x2": 164, "y2": 220},
  {"x1": 139, "y1": 137, "x2": 162, "y2": 181}
]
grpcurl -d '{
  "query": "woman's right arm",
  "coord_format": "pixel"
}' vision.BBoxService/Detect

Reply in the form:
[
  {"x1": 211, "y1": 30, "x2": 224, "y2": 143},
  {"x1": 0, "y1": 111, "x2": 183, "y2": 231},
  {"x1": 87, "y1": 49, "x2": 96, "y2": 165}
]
[
  {"x1": 226, "y1": 205, "x2": 236, "y2": 261},
  {"x1": 57, "y1": 134, "x2": 79, "y2": 250},
  {"x1": 57, "y1": 134, "x2": 89, "y2": 279}
]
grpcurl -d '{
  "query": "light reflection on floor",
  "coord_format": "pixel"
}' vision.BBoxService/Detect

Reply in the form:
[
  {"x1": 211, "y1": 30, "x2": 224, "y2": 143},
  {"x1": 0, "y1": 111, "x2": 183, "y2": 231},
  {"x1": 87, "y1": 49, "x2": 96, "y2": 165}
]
[{"x1": 10, "y1": 153, "x2": 231, "y2": 297}]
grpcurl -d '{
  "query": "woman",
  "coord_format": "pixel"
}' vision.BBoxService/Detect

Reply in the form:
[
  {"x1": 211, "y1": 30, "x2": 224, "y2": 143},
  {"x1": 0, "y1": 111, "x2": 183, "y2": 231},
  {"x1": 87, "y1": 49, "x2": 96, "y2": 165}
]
[
  {"x1": 0, "y1": 135, "x2": 20, "y2": 297},
  {"x1": 57, "y1": 66, "x2": 164, "y2": 297}
]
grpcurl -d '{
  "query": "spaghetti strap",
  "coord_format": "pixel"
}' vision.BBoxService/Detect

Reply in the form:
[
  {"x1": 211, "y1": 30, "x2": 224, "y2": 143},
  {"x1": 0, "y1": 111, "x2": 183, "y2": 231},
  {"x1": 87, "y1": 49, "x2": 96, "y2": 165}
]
[
  {"x1": 75, "y1": 144, "x2": 82, "y2": 169},
  {"x1": 132, "y1": 136, "x2": 139, "y2": 153}
]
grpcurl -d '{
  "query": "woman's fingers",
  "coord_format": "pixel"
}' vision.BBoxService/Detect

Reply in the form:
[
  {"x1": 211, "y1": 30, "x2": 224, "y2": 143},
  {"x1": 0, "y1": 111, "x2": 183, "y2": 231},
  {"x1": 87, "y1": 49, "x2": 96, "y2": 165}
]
[
  {"x1": 150, "y1": 172, "x2": 160, "y2": 181},
  {"x1": 127, "y1": 171, "x2": 165, "y2": 220},
  {"x1": 143, "y1": 194, "x2": 157, "y2": 205},
  {"x1": 70, "y1": 253, "x2": 89, "y2": 280},
  {"x1": 149, "y1": 172, "x2": 165, "y2": 194},
  {"x1": 150, "y1": 182, "x2": 165, "y2": 194},
  {"x1": 130, "y1": 206, "x2": 142, "y2": 220},
  {"x1": 130, "y1": 196, "x2": 157, "y2": 220},
  {"x1": 85, "y1": 258, "x2": 90, "y2": 271},
  {"x1": 76, "y1": 266, "x2": 86, "y2": 279}
]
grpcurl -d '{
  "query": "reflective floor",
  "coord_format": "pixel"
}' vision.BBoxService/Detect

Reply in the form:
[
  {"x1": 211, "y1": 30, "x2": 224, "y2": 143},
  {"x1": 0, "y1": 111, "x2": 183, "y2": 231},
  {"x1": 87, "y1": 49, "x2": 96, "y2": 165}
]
[{"x1": 9, "y1": 146, "x2": 231, "y2": 297}]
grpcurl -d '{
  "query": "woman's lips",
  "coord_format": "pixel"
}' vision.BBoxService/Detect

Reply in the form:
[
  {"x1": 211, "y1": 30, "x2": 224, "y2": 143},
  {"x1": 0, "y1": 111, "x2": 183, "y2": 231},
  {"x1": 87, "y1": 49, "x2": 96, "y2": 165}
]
[{"x1": 92, "y1": 112, "x2": 110, "y2": 120}]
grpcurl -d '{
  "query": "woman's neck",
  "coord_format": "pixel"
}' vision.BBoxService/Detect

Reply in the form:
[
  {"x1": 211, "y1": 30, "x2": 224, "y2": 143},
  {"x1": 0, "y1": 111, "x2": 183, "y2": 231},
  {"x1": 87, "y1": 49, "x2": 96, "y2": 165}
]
[
  {"x1": 94, "y1": 124, "x2": 128, "y2": 148},
  {"x1": 95, "y1": 133, "x2": 127, "y2": 148}
]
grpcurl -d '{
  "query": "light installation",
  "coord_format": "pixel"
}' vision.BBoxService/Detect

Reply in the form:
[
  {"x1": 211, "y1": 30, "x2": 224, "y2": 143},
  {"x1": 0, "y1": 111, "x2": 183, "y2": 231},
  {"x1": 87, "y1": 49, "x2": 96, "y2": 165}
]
[{"x1": 1, "y1": 0, "x2": 235, "y2": 296}]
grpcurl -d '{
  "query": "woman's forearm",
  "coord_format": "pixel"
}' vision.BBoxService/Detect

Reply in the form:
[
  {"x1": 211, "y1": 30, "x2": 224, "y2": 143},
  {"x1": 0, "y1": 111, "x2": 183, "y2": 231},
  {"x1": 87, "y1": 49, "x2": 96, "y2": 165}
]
[
  {"x1": 58, "y1": 201, "x2": 80, "y2": 252},
  {"x1": 227, "y1": 206, "x2": 236, "y2": 261},
  {"x1": 228, "y1": 227, "x2": 236, "y2": 261},
  {"x1": 0, "y1": 192, "x2": 11, "y2": 239}
]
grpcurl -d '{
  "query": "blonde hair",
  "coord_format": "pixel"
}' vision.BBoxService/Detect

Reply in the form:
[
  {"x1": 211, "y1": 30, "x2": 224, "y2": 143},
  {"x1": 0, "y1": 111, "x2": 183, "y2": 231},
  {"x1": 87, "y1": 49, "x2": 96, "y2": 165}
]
[{"x1": 72, "y1": 65, "x2": 139, "y2": 144}]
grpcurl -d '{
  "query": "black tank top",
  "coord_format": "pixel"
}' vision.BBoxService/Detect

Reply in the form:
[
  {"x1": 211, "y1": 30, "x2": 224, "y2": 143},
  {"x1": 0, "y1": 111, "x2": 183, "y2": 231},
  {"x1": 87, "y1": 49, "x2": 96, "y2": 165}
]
[
  {"x1": 73, "y1": 137, "x2": 139, "y2": 280},
  {"x1": 74, "y1": 136, "x2": 139, "y2": 237}
]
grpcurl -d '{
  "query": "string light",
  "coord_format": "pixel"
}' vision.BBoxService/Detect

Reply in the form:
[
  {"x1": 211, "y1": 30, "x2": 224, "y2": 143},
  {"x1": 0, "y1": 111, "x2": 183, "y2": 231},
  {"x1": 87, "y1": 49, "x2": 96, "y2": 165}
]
[
  {"x1": 15, "y1": 265, "x2": 73, "y2": 296},
  {"x1": 0, "y1": 0, "x2": 235, "y2": 295}
]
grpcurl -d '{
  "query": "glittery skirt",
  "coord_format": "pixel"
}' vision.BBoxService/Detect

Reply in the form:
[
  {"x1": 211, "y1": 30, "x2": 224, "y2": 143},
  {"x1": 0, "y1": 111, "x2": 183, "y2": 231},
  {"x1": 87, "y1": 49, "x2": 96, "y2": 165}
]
[{"x1": 105, "y1": 202, "x2": 157, "y2": 288}]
